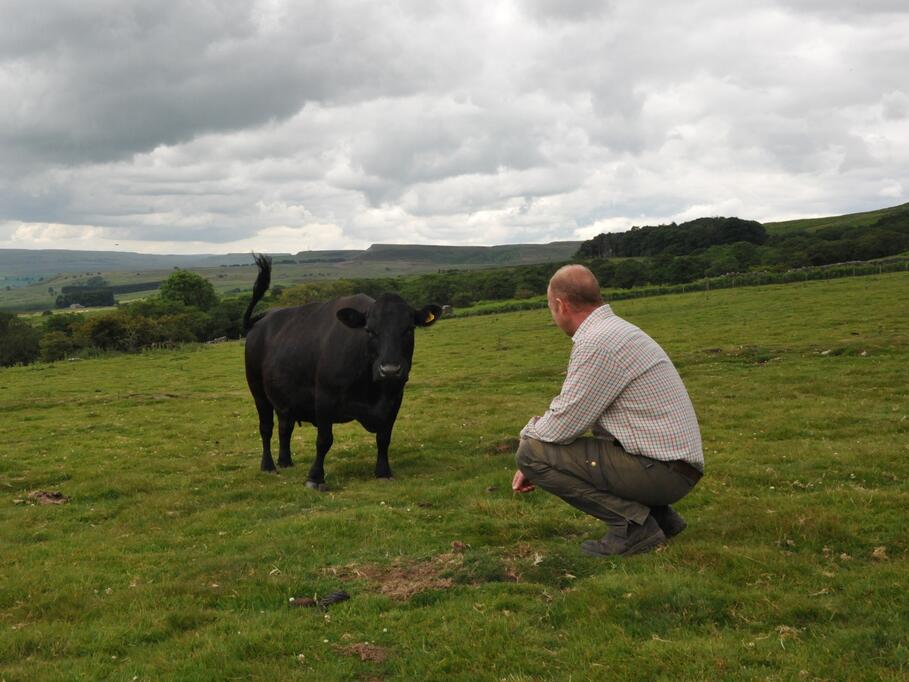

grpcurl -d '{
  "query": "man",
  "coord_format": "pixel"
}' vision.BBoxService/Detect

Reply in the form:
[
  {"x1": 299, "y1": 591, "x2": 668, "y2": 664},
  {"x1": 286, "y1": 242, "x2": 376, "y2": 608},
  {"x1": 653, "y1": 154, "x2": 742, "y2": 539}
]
[{"x1": 512, "y1": 264, "x2": 703, "y2": 557}]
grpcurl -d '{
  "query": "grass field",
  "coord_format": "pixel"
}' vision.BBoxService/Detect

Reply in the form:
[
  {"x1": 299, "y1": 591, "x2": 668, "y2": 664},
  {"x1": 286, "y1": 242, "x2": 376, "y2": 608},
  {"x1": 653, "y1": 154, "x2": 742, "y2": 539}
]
[{"x1": 1, "y1": 273, "x2": 907, "y2": 680}]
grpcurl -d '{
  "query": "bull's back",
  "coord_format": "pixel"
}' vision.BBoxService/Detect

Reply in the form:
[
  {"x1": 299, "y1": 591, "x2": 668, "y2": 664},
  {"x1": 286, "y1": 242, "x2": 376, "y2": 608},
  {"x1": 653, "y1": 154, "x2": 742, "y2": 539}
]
[{"x1": 244, "y1": 297, "x2": 373, "y2": 414}]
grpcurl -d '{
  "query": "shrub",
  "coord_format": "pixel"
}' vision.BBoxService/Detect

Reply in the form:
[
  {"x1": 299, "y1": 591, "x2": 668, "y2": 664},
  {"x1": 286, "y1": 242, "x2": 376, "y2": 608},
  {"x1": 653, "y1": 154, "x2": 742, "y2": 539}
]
[
  {"x1": 0, "y1": 312, "x2": 41, "y2": 366},
  {"x1": 77, "y1": 315, "x2": 130, "y2": 352},
  {"x1": 40, "y1": 331, "x2": 77, "y2": 362}
]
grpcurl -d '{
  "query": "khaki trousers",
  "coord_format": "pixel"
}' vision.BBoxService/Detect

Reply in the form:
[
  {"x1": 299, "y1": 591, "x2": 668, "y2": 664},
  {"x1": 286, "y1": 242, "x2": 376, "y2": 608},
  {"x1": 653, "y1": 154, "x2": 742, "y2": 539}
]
[{"x1": 516, "y1": 436, "x2": 698, "y2": 526}]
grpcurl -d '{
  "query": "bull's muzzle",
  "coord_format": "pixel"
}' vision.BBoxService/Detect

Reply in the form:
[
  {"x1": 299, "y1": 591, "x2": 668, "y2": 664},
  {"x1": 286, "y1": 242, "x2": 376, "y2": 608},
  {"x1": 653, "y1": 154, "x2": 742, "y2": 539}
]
[{"x1": 378, "y1": 363, "x2": 403, "y2": 379}]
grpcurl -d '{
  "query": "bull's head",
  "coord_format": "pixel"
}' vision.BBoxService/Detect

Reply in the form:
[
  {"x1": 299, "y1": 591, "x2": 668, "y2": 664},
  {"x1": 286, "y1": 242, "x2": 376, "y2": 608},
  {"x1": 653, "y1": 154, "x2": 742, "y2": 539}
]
[{"x1": 337, "y1": 293, "x2": 441, "y2": 383}]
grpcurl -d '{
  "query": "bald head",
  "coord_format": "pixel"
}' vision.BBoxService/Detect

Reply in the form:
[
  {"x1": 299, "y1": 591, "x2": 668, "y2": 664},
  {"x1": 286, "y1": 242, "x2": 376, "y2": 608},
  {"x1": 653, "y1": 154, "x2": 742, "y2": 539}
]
[{"x1": 548, "y1": 264, "x2": 603, "y2": 310}]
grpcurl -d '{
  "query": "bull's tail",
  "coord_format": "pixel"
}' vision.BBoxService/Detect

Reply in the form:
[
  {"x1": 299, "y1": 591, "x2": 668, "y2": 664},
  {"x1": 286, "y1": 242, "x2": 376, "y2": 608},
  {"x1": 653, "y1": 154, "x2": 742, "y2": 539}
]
[{"x1": 243, "y1": 253, "x2": 272, "y2": 334}]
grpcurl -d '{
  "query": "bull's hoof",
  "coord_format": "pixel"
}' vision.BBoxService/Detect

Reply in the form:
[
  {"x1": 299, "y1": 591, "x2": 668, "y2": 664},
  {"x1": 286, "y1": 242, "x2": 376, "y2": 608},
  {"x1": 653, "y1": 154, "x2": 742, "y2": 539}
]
[
  {"x1": 376, "y1": 476, "x2": 396, "y2": 483},
  {"x1": 278, "y1": 460, "x2": 294, "y2": 468},
  {"x1": 306, "y1": 480, "x2": 328, "y2": 492}
]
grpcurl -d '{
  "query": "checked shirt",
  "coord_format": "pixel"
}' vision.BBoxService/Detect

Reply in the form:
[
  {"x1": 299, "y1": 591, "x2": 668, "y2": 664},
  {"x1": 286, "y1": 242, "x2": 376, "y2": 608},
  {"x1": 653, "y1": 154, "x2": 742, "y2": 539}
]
[{"x1": 521, "y1": 304, "x2": 704, "y2": 470}]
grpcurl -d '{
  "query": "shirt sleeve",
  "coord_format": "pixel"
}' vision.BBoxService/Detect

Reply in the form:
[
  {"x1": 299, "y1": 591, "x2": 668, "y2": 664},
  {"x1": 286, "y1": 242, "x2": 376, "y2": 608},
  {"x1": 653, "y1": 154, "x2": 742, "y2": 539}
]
[{"x1": 521, "y1": 339, "x2": 626, "y2": 444}]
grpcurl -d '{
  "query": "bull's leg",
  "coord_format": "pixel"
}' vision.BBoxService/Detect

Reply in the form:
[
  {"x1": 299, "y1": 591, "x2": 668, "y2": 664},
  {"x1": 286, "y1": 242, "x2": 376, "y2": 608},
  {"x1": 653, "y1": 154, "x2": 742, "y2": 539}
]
[
  {"x1": 255, "y1": 398, "x2": 276, "y2": 472},
  {"x1": 375, "y1": 427, "x2": 394, "y2": 479},
  {"x1": 306, "y1": 423, "x2": 333, "y2": 491},
  {"x1": 277, "y1": 413, "x2": 295, "y2": 468}
]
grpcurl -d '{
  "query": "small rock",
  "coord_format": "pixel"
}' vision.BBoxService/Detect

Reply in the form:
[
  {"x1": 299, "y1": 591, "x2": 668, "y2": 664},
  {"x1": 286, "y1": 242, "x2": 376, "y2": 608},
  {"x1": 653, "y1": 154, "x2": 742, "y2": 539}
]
[{"x1": 871, "y1": 546, "x2": 888, "y2": 561}]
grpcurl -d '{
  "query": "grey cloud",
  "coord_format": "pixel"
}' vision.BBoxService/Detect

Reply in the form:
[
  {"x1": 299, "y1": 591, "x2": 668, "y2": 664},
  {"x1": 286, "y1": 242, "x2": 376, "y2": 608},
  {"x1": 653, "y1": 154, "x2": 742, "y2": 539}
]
[
  {"x1": 881, "y1": 91, "x2": 909, "y2": 119},
  {"x1": 518, "y1": 0, "x2": 612, "y2": 23},
  {"x1": 776, "y1": 0, "x2": 909, "y2": 17},
  {"x1": 0, "y1": 1, "x2": 475, "y2": 169}
]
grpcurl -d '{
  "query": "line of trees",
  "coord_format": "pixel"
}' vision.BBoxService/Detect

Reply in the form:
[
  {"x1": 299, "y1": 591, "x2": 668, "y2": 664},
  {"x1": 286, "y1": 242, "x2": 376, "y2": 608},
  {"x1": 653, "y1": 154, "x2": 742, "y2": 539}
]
[
  {"x1": 576, "y1": 217, "x2": 768, "y2": 258},
  {"x1": 1, "y1": 270, "x2": 255, "y2": 367},
  {"x1": 576, "y1": 214, "x2": 909, "y2": 269}
]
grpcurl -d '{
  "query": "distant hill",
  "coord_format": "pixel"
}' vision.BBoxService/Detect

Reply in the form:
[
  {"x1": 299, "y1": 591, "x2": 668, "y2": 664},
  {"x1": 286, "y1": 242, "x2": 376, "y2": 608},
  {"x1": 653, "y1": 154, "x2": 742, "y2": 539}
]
[
  {"x1": 0, "y1": 240, "x2": 580, "y2": 281},
  {"x1": 353, "y1": 242, "x2": 581, "y2": 265},
  {"x1": 763, "y1": 202, "x2": 909, "y2": 235},
  {"x1": 2, "y1": 201, "x2": 907, "y2": 313},
  {"x1": 0, "y1": 249, "x2": 298, "y2": 278},
  {"x1": 0, "y1": 240, "x2": 582, "y2": 312}
]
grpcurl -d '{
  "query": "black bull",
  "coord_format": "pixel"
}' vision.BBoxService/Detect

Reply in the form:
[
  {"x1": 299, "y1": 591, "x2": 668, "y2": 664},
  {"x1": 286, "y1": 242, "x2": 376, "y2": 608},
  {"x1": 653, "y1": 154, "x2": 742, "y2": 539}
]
[{"x1": 242, "y1": 254, "x2": 441, "y2": 489}]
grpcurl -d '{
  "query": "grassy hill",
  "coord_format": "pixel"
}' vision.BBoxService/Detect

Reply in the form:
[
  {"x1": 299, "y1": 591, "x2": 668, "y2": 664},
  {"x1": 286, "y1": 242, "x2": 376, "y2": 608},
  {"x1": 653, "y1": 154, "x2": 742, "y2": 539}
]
[
  {"x1": 763, "y1": 201, "x2": 909, "y2": 235},
  {"x1": 1, "y1": 272, "x2": 906, "y2": 679}
]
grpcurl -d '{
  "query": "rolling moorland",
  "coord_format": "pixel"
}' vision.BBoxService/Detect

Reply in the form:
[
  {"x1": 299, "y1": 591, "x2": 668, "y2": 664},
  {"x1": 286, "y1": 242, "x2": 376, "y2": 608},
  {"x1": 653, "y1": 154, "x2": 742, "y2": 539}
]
[
  {"x1": 0, "y1": 242, "x2": 583, "y2": 312},
  {"x1": 1, "y1": 272, "x2": 907, "y2": 679},
  {"x1": 1, "y1": 201, "x2": 907, "y2": 314}
]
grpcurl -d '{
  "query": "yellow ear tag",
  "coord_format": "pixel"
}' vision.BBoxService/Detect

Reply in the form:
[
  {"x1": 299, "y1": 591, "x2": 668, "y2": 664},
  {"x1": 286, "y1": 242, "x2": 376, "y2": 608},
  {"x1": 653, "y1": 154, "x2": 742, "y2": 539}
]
[{"x1": 426, "y1": 312, "x2": 435, "y2": 323}]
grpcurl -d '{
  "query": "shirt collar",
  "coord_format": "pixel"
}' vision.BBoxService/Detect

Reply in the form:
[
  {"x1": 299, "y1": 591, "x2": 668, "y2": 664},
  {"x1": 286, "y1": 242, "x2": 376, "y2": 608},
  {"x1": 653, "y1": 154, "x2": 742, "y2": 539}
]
[{"x1": 572, "y1": 304, "x2": 613, "y2": 342}]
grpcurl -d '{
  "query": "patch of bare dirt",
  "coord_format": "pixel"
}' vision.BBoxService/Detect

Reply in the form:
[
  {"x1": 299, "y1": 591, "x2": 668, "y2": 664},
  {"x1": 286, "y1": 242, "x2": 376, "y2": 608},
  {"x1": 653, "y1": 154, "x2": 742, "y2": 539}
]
[
  {"x1": 15, "y1": 491, "x2": 69, "y2": 505},
  {"x1": 334, "y1": 642, "x2": 389, "y2": 662},
  {"x1": 328, "y1": 551, "x2": 464, "y2": 601}
]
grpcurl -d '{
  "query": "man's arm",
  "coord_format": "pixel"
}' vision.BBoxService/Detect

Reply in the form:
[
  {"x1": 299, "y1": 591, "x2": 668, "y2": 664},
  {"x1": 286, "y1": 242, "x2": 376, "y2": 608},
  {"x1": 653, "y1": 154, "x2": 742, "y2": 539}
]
[{"x1": 521, "y1": 341, "x2": 626, "y2": 444}]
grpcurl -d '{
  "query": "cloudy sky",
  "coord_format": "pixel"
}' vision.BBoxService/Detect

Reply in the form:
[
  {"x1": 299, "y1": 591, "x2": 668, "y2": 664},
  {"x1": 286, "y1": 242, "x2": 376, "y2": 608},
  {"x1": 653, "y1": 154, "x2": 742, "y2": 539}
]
[{"x1": 1, "y1": 0, "x2": 907, "y2": 254}]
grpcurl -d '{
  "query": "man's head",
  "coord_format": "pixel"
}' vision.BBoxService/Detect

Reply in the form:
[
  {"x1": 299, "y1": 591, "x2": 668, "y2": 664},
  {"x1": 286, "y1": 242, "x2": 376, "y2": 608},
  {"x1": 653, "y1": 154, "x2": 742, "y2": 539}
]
[{"x1": 547, "y1": 264, "x2": 603, "y2": 336}]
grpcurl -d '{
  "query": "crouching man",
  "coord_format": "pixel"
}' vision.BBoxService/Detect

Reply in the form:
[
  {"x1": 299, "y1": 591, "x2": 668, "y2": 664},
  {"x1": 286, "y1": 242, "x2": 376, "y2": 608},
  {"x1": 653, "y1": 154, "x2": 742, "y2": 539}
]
[{"x1": 512, "y1": 265, "x2": 704, "y2": 557}]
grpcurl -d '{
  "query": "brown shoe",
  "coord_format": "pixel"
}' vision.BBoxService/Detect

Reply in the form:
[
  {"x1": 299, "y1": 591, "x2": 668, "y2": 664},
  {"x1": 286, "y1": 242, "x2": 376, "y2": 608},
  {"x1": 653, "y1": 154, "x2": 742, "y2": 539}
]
[
  {"x1": 581, "y1": 515, "x2": 666, "y2": 557},
  {"x1": 650, "y1": 505, "x2": 687, "y2": 539}
]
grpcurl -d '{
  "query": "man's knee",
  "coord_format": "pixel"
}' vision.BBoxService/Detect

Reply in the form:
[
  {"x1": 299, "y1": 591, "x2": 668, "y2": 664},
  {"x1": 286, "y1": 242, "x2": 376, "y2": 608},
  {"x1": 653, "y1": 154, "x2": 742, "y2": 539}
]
[{"x1": 516, "y1": 437, "x2": 545, "y2": 472}]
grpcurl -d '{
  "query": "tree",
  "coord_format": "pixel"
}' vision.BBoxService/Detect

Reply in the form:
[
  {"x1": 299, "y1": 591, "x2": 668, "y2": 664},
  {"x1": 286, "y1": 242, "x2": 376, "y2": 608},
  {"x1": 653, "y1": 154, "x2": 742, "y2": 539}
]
[
  {"x1": 0, "y1": 313, "x2": 40, "y2": 367},
  {"x1": 613, "y1": 260, "x2": 648, "y2": 289},
  {"x1": 43, "y1": 313, "x2": 84, "y2": 337},
  {"x1": 159, "y1": 270, "x2": 219, "y2": 310},
  {"x1": 77, "y1": 316, "x2": 130, "y2": 351},
  {"x1": 40, "y1": 331, "x2": 76, "y2": 362}
]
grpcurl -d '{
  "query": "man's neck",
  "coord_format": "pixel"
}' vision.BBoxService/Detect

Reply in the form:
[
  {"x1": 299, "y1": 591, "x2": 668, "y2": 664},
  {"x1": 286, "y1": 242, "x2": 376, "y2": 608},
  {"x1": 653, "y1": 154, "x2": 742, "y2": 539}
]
[{"x1": 567, "y1": 305, "x2": 600, "y2": 337}]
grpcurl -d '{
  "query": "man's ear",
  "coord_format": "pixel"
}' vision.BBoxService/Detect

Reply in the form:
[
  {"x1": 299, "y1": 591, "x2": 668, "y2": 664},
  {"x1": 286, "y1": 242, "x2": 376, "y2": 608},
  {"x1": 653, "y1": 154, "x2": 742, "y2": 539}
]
[
  {"x1": 414, "y1": 304, "x2": 443, "y2": 327},
  {"x1": 337, "y1": 308, "x2": 367, "y2": 329}
]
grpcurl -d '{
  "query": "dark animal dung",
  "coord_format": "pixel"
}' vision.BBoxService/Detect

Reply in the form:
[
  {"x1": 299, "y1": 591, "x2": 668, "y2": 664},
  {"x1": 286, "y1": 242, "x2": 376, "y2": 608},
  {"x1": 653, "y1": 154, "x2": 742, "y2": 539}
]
[{"x1": 289, "y1": 590, "x2": 350, "y2": 610}]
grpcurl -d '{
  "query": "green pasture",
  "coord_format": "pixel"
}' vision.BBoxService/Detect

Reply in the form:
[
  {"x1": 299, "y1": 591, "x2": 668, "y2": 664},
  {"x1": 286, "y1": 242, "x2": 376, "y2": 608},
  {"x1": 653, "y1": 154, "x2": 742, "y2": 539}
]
[{"x1": 1, "y1": 273, "x2": 907, "y2": 680}]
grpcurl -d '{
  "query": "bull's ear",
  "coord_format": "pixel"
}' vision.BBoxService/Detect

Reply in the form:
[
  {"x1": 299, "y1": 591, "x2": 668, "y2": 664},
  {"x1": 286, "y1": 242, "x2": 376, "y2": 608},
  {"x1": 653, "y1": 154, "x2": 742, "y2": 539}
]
[
  {"x1": 337, "y1": 308, "x2": 367, "y2": 329},
  {"x1": 414, "y1": 304, "x2": 443, "y2": 327}
]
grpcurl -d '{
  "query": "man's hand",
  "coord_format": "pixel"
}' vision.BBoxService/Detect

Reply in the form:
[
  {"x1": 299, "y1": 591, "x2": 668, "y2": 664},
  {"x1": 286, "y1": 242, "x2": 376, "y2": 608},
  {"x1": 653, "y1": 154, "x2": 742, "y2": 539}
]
[{"x1": 512, "y1": 469, "x2": 535, "y2": 493}]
